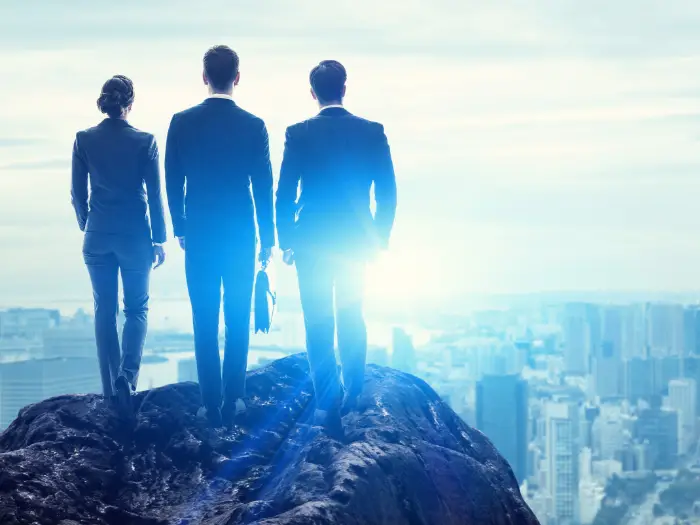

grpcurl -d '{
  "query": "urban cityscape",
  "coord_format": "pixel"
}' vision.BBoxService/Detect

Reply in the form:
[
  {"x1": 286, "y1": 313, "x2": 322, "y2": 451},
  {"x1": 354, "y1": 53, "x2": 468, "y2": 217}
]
[{"x1": 2, "y1": 299, "x2": 700, "y2": 525}]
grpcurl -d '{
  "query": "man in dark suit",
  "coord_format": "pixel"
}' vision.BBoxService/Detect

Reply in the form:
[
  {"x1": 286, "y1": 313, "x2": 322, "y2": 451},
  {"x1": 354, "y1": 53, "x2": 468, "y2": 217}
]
[
  {"x1": 165, "y1": 45, "x2": 275, "y2": 428},
  {"x1": 276, "y1": 60, "x2": 397, "y2": 432}
]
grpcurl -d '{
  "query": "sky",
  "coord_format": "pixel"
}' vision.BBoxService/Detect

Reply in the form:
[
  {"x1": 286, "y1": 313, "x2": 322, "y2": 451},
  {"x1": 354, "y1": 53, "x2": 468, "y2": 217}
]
[{"x1": 1, "y1": 0, "x2": 699, "y2": 310}]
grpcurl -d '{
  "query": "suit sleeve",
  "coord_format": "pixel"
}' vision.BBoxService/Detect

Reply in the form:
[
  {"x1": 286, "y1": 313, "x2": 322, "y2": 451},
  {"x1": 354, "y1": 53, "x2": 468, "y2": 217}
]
[
  {"x1": 143, "y1": 136, "x2": 167, "y2": 244},
  {"x1": 276, "y1": 127, "x2": 302, "y2": 251},
  {"x1": 250, "y1": 119, "x2": 276, "y2": 249},
  {"x1": 373, "y1": 124, "x2": 397, "y2": 249},
  {"x1": 165, "y1": 115, "x2": 186, "y2": 238},
  {"x1": 71, "y1": 133, "x2": 89, "y2": 232}
]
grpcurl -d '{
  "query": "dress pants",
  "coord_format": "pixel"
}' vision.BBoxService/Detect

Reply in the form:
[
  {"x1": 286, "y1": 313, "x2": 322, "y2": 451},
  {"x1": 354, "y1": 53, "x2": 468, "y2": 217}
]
[
  {"x1": 185, "y1": 235, "x2": 256, "y2": 411},
  {"x1": 83, "y1": 231, "x2": 152, "y2": 397},
  {"x1": 295, "y1": 250, "x2": 367, "y2": 411}
]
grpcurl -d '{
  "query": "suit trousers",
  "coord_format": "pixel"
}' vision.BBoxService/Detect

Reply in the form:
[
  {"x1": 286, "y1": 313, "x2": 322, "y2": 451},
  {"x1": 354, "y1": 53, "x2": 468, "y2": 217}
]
[
  {"x1": 295, "y1": 250, "x2": 367, "y2": 411},
  {"x1": 83, "y1": 231, "x2": 152, "y2": 397},
  {"x1": 185, "y1": 236, "x2": 256, "y2": 411}
]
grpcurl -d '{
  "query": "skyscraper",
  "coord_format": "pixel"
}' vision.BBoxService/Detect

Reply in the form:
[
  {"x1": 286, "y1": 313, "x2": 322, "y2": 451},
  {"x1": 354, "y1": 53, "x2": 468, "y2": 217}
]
[
  {"x1": 647, "y1": 303, "x2": 685, "y2": 358},
  {"x1": 668, "y1": 378, "x2": 697, "y2": 454},
  {"x1": 0, "y1": 357, "x2": 101, "y2": 430},
  {"x1": 391, "y1": 327, "x2": 416, "y2": 374},
  {"x1": 546, "y1": 401, "x2": 580, "y2": 524},
  {"x1": 636, "y1": 405, "x2": 678, "y2": 470},
  {"x1": 562, "y1": 303, "x2": 591, "y2": 375},
  {"x1": 594, "y1": 307, "x2": 624, "y2": 399},
  {"x1": 476, "y1": 374, "x2": 529, "y2": 483}
]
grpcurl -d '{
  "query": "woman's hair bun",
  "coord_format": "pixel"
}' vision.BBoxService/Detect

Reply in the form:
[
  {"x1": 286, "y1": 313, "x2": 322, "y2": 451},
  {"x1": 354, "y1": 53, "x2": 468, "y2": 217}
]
[{"x1": 97, "y1": 75, "x2": 135, "y2": 118}]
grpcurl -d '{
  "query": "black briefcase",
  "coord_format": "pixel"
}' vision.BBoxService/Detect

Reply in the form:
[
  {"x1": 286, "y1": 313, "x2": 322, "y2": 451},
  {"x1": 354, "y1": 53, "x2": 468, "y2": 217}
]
[{"x1": 254, "y1": 266, "x2": 276, "y2": 334}]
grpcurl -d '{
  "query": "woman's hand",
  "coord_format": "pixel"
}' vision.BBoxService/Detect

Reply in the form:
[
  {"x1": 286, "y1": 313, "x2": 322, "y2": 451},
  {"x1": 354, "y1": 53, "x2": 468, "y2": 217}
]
[{"x1": 153, "y1": 244, "x2": 166, "y2": 269}]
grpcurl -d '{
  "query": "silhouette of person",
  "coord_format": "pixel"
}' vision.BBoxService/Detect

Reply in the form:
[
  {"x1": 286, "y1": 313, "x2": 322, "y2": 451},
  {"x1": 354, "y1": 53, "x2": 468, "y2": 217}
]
[
  {"x1": 165, "y1": 45, "x2": 275, "y2": 428},
  {"x1": 276, "y1": 60, "x2": 397, "y2": 433},
  {"x1": 71, "y1": 75, "x2": 167, "y2": 416}
]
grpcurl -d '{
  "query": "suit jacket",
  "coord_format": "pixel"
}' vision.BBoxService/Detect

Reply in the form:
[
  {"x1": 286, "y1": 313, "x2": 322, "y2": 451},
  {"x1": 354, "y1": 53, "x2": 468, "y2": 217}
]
[
  {"x1": 276, "y1": 107, "x2": 397, "y2": 255},
  {"x1": 165, "y1": 98, "x2": 275, "y2": 248},
  {"x1": 71, "y1": 118, "x2": 167, "y2": 243}
]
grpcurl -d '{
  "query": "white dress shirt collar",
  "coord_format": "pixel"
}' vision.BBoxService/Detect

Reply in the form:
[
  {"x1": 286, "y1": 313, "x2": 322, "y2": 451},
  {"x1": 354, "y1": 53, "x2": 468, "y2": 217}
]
[
  {"x1": 319, "y1": 104, "x2": 344, "y2": 112},
  {"x1": 207, "y1": 93, "x2": 233, "y2": 100}
]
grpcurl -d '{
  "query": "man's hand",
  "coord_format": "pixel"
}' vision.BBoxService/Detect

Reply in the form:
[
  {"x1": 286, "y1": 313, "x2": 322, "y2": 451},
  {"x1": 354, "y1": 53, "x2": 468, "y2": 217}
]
[
  {"x1": 177, "y1": 236, "x2": 186, "y2": 251},
  {"x1": 153, "y1": 245, "x2": 166, "y2": 269},
  {"x1": 282, "y1": 249, "x2": 295, "y2": 266},
  {"x1": 259, "y1": 247, "x2": 273, "y2": 268}
]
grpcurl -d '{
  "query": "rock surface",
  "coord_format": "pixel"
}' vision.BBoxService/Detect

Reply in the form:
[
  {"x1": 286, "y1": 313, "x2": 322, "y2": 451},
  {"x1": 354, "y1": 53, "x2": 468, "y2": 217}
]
[{"x1": 0, "y1": 354, "x2": 539, "y2": 525}]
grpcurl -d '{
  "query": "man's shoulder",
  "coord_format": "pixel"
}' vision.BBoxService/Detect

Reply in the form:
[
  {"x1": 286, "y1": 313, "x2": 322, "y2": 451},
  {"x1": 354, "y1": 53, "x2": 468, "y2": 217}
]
[
  {"x1": 349, "y1": 114, "x2": 384, "y2": 133},
  {"x1": 171, "y1": 102, "x2": 265, "y2": 129},
  {"x1": 232, "y1": 105, "x2": 265, "y2": 126},
  {"x1": 171, "y1": 102, "x2": 207, "y2": 123}
]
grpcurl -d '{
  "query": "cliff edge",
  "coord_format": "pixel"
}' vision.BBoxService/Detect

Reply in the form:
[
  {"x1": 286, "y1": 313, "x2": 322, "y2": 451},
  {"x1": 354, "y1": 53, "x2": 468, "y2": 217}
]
[{"x1": 0, "y1": 354, "x2": 539, "y2": 525}]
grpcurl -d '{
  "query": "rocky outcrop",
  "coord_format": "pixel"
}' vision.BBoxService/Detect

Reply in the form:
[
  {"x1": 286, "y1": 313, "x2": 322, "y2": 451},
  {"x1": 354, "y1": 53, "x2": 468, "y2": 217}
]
[{"x1": 0, "y1": 354, "x2": 538, "y2": 525}]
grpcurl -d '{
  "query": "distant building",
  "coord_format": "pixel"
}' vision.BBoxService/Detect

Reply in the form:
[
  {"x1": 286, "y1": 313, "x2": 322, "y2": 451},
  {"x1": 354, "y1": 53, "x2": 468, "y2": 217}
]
[
  {"x1": 0, "y1": 357, "x2": 101, "y2": 430},
  {"x1": 684, "y1": 306, "x2": 700, "y2": 357},
  {"x1": 635, "y1": 406, "x2": 678, "y2": 470},
  {"x1": 0, "y1": 308, "x2": 60, "y2": 339},
  {"x1": 562, "y1": 304, "x2": 591, "y2": 375},
  {"x1": 546, "y1": 401, "x2": 580, "y2": 523},
  {"x1": 178, "y1": 358, "x2": 198, "y2": 383},
  {"x1": 593, "y1": 307, "x2": 624, "y2": 399},
  {"x1": 367, "y1": 346, "x2": 389, "y2": 367},
  {"x1": 42, "y1": 310, "x2": 97, "y2": 359},
  {"x1": 668, "y1": 378, "x2": 697, "y2": 454},
  {"x1": 391, "y1": 327, "x2": 416, "y2": 374},
  {"x1": 624, "y1": 358, "x2": 654, "y2": 402},
  {"x1": 646, "y1": 303, "x2": 685, "y2": 358},
  {"x1": 476, "y1": 374, "x2": 529, "y2": 483}
]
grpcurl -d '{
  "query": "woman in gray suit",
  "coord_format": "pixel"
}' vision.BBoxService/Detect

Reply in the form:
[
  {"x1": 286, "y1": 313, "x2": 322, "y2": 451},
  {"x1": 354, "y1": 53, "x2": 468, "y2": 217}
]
[{"x1": 71, "y1": 75, "x2": 167, "y2": 416}]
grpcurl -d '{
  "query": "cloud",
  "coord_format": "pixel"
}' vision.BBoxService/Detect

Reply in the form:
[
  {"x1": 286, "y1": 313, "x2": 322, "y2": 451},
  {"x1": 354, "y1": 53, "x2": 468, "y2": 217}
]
[{"x1": 0, "y1": 159, "x2": 67, "y2": 171}]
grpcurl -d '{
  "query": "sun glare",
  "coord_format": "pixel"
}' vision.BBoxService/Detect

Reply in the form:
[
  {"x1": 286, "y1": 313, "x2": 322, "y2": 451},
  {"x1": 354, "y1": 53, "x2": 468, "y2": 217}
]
[{"x1": 364, "y1": 248, "x2": 449, "y2": 310}]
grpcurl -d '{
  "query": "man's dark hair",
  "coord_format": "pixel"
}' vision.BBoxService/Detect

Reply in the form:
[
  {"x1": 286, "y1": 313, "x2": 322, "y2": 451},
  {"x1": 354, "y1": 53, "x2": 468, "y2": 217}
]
[
  {"x1": 309, "y1": 60, "x2": 347, "y2": 104},
  {"x1": 203, "y1": 45, "x2": 239, "y2": 92}
]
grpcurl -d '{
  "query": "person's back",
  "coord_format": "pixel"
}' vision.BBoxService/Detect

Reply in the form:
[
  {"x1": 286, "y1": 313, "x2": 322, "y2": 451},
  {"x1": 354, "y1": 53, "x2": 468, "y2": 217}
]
[
  {"x1": 76, "y1": 119, "x2": 162, "y2": 239},
  {"x1": 282, "y1": 109, "x2": 393, "y2": 256},
  {"x1": 165, "y1": 45, "x2": 274, "y2": 429},
  {"x1": 71, "y1": 75, "x2": 166, "y2": 418},
  {"x1": 276, "y1": 60, "x2": 397, "y2": 438},
  {"x1": 166, "y1": 99, "x2": 272, "y2": 244}
]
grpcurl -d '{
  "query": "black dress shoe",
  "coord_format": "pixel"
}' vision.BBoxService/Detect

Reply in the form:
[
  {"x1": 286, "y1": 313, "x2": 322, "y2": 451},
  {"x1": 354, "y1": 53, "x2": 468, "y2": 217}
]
[
  {"x1": 221, "y1": 398, "x2": 247, "y2": 429},
  {"x1": 197, "y1": 406, "x2": 223, "y2": 428},
  {"x1": 114, "y1": 376, "x2": 133, "y2": 418},
  {"x1": 313, "y1": 407, "x2": 345, "y2": 441}
]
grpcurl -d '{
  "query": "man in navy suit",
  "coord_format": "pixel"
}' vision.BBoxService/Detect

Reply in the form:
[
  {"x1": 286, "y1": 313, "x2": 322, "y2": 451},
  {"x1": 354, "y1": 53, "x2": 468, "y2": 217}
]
[
  {"x1": 165, "y1": 45, "x2": 275, "y2": 428},
  {"x1": 276, "y1": 60, "x2": 397, "y2": 433}
]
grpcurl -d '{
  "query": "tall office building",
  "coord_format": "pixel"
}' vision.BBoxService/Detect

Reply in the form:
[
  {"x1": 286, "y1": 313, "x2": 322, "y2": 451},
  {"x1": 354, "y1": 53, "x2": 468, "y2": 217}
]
[
  {"x1": 624, "y1": 358, "x2": 654, "y2": 401},
  {"x1": 546, "y1": 401, "x2": 580, "y2": 524},
  {"x1": 668, "y1": 378, "x2": 697, "y2": 454},
  {"x1": 684, "y1": 306, "x2": 700, "y2": 357},
  {"x1": 594, "y1": 307, "x2": 624, "y2": 399},
  {"x1": 476, "y1": 374, "x2": 529, "y2": 483},
  {"x1": 391, "y1": 327, "x2": 416, "y2": 374},
  {"x1": 562, "y1": 304, "x2": 591, "y2": 375},
  {"x1": 178, "y1": 358, "x2": 198, "y2": 383},
  {"x1": 545, "y1": 401, "x2": 580, "y2": 524},
  {"x1": 647, "y1": 303, "x2": 685, "y2": 358},
  {"x1": 620, "y1": 304, "x2": 647, "y2": 359},
  {"x1": 635, "y1": 406, "x2": 678, "y2": 470},
  {"x1": 0, "y1": 357, "x2": 101, "y2": 430}
]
